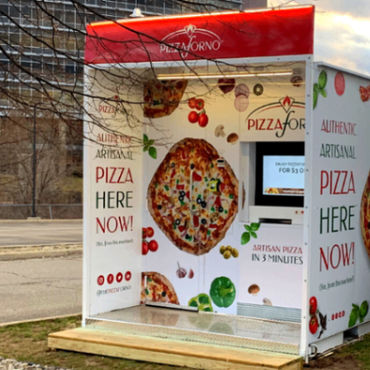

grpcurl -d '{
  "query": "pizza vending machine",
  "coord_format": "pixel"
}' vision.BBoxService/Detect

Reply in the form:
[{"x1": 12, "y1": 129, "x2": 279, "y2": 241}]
[{"x1": 82, "y1": 6, "x2": 370, "y2": 361}]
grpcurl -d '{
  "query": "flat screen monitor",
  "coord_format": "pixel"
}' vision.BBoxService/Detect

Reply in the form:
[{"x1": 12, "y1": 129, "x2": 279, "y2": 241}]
[{"x1": 255, "y1": 142, "x2": 305, "y2": 207}]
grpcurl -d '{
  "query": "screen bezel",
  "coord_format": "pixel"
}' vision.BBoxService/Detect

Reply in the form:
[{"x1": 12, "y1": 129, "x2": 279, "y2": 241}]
[{"x1": 255, "y1": 141, "x2": 305, "y2": 207}]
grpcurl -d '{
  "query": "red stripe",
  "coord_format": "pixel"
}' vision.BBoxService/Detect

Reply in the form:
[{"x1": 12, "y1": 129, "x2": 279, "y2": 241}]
[{"x1": 85, "y1": 7, "x2": 314, "y2": 64}]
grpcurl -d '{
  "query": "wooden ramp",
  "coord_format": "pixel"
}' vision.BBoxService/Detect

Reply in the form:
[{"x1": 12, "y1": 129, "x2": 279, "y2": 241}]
[
  {"x1": 49, "y1": 326, "x2": 302, "y2": 369},
  {"x1": 49, "y1": 306, "x2": 302, "y2": 369}
]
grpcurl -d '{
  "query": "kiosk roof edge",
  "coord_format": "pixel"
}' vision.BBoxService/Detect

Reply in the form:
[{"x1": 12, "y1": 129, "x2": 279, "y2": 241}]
[{"x1": 84, "y1": 6, "x2": 314, "y2": 65}]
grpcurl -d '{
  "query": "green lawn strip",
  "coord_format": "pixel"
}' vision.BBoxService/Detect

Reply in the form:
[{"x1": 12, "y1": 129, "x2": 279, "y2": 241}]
[
  {"x1": 0, "y1": 316, "x2": 369, "y2": 370},
  {"x1": 0, "y1": 316, "x2": 184, "y2": 369},
  {"x1": 337, "y1": 334, "x2": 370, "y2": 369}
]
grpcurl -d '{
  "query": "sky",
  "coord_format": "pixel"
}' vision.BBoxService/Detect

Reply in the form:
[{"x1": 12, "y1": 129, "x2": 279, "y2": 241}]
[{"x1": 269, "y1": 0, "x2": 370, "y2": 75}]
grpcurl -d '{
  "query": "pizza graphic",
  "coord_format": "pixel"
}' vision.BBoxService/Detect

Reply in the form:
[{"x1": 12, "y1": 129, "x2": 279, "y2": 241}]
[
  {"x1": 144, "y1": 80, "x2": 187, "y2": 118},
  {"x1": 147, "y1": 138, "x2": 238, "y2": 255},
  {"x1": 141, "y1": 272, "x2": 179, "y2": 305}
]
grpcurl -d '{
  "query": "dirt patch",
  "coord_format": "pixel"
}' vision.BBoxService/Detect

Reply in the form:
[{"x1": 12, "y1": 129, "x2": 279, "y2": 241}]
[{"x1": 308, "y1": 354, "x2": 362, "y2": 369}]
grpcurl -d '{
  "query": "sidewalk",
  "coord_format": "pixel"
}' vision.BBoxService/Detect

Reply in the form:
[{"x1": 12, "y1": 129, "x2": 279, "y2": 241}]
[{"x1": 0, "y1": 219, "x2": 82, "y2": 248}]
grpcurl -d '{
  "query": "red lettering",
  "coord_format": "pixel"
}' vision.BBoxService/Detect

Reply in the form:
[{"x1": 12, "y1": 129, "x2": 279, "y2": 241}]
[
  {"x1": 320, "y1": 170, "x2": 329, "y2": 195},
  {"x1": 96, "y1": 216, "x2": 133, "y2": 234},
  {"x1": 96, "y1": 167, "x2": 104, "y2": 183},
  {"x1": 320, "y1": 247, "x2": 329, "y2": 271},
  {"x1": 95, "y1": 167, "x2": 133, "y2": 184},
  {"x1": 320, "y1": 242, "x2": 355, "y2": 271},
  {"x1": 320, "y1": 170, "x2": 355, "y2": 195},
  {"x1": 275, "y1": 119, "x2": 283, "y2": 130}
]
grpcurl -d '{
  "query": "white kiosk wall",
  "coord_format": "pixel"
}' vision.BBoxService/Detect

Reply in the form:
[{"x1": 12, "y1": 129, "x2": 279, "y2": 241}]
[
  {"x1": 304, "y1": 64, "x2": 370, "y2": 354},
  {"x1": 83, "y1": 68, "x2": 143, "y2": 317}
]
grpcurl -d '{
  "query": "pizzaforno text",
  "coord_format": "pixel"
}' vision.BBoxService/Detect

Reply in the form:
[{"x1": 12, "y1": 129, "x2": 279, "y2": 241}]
[{"x1": 95, "y1": 166, "x2": 134, "y2": 234}]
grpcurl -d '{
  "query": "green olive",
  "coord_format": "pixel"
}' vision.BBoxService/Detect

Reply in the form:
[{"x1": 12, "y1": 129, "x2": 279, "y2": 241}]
[
  {"x1": 223, "y1": 250, "x2": 231, "y2": 259},
  {"x1": 231, "y1": 248, "x2": 239, "y2": 258},
  {"x1": 220, "y1": 246, "x2": 226, "y2": 254}
]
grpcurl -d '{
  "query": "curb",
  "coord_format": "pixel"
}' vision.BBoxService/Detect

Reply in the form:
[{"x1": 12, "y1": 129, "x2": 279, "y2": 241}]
[
  {"x1": 0, "y1": 219, "x2": 82, "y2": 223},
  {"x1": 0, "y1": 313, "x2": 82, "y2": 328},
  {"x1": 0, "y1": 243, "x2": 82, "y2": 261}
]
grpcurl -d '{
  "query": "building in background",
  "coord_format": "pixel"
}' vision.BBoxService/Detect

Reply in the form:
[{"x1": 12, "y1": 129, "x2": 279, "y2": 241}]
[{"x1": 0, "y1": 0, "x2": 242, "y2": 218}]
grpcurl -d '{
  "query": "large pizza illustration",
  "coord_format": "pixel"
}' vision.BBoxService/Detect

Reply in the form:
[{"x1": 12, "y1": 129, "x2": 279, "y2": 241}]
[
  {"x1": 360, "y1": 171, "x2": 370, "y2": 257},
  {"x1": 147, "y1": 138, "x2": 239, "y2": 255}
]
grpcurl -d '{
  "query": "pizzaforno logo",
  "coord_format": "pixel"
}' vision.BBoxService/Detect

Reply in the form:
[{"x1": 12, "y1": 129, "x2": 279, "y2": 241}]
[
  {"x1": 246, "y1": 96, "x2": 305, "y2": 139},
  {"x1": 160, "y1": 24, "x2": 222, "y2": 57}
]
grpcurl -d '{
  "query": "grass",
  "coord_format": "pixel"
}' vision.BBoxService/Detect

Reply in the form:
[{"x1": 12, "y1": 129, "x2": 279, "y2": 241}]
[
  {"x1": 339, "y1": 334, "x2": 370, "y2": 368},
  {"x1": 0, "y1": 316, "x2": 186, "y2": 369},
  {"x1": 0, "y1": 316, "x2": 369, "y2": 369}
]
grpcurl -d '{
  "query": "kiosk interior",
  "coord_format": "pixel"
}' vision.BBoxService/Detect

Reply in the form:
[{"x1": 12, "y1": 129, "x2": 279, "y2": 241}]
[{"x1": 77, "y1": 5, "x2": 370, "y2": 365}]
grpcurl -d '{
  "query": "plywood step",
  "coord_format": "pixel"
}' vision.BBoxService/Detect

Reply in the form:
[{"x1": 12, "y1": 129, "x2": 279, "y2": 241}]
[{"x1": 49, "y1": 326, "x2": 302, "y2": 370}]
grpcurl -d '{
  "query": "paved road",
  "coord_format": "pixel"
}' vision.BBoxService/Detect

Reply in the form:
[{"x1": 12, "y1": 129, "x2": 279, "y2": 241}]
[
  {"x1": 0, "y1": 220, "x2": 82, "y2": 246},
  {"x1": 0, "y1": 254, "x2": 82, "y2": 324}
]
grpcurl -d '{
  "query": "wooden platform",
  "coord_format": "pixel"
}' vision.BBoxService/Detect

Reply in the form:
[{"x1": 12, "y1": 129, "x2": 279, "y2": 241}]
[{"x1": 49, "y1": 326, "x2": 302, "y2": 369}]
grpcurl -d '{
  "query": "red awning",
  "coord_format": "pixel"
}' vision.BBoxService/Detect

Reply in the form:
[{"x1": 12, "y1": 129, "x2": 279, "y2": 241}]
[{"x1": 85, "y1": 6, "x2": 314, "y2": 65}]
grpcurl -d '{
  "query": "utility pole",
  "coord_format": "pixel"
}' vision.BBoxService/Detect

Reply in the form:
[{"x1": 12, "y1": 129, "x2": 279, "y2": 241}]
[{"x1": 31, "y1": 104, "x2": 37, "y2": 217}]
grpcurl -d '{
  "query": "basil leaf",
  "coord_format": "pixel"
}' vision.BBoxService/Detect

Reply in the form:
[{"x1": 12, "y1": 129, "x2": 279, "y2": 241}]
[
  {"x1": 318, "y1": 70, "x2": 327, "y2": 89},
  {"x1": 359, "y1": 301, "x2": 369, "y2": 321},
  {"x1": 149, "y1": 146, "x2": 157, "y2": 159},
  {"x1": 313, "y1": 83, "x2": 319, "y2": 109},
  {"x1": 147, "y1": 139, "x2": 155, "y2": 146},
  {"x1": 143, "y1": 134, "x2": 149, "y2": 144},
  {"x1": 250, "y1": 231, "x2": 257, "y2": 239},
  {"x1": 348, "y1": 305, "x2": 359, "y2": 327},
  {"x1": 244, "y1": 224, "x2": 252, "y2": 232},
  {"x1": 241, "y1": 232, "x2": 250, "y2": 245},
  {"x1": 250, "y1": 222, "x2": 260, "y2": 231},
  {"x1": 319, "y1": 88, "x2": 327, "y2": 98}
]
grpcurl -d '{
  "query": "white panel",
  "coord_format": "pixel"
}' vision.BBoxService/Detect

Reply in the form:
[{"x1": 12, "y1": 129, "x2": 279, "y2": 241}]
[{"x1": 83, "y1": 68, "x2": 143, "y2": 317}]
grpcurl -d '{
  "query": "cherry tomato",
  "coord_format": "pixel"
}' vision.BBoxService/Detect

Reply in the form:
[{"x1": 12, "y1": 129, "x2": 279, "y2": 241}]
[
  {"x1": 146, "y1": 226, "x2": 154, "y2": 238},
  {"x1": 359, "y1": 86, "x2": 368, "y2": 102},
  {"x1": 309, "y1": 296, "x2": 318, "y2": 315},
  {"x1": 188, "y1": 97, "x2": 197, "y2": 109},
  {"x1": 125, "y1": 271, "x2": 132, "y2": 281},
  {"x1": 195, "y1": 99, "x2": 205, "y2": 110},
  {"x1": 188, "y1": 111, "x2": 199, "y2": 123},
  {"x1": 142, "y1": 227, "x2": 147, "y2": 239},
  {"x1": 198, "y1": 113, "x2": 209, "y2": 127},
  {"x1": 142, "y1": 241, "x2": 149, "y2": 255},
  {"x1": 148, "y1": 239, "x2": 159, "y2": 252},
  {"x1": 309, "y1": 315, "x2": 319, "y2": 334}
]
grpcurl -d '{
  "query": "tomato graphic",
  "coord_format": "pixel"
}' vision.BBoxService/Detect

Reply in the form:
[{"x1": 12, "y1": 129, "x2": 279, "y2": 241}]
[
  {"x1": 146, "y1": 227, "x2": 154, "y2": 238},
  {"x1": 188, "y1": 111, "x2": 199, "y2": 123},
  {"x1": 107, "y1": 274, "x2": 114, "y2": 284},
  {"x1": 309, "y1": 296, "x2": 318, "y2": 315},
  {"x1": 188, "y1": 97, "x2": 197, "y2": 109},
  {"x1": 125, "y1": 271, "x2": 132, "y2": 281},
  {"x1": 116, "y1": 272, "x2": 123, "y2": 283},
  {"x1": 142, "y1": 227, "x2": 147, "y2": 238},
  {"x1": 97, "y1": 275, "x2": 104, "y2": 286},
  {"x1": 309, "y1": 315, "x2": 319, "y2": 334},
  {"x1": 359, "y1": 86, "x2": 369, "y2": 102},
  {"x1": 198, "y1": 113, "x2": 209, "y2": 127},
  {"x1": 148, "y1": 239, "x2": 159, "y2": 252},
  {"x1": 142, "y1": 241, "x2": 149, "y2": 255},
  {"x1": 195, "y1": 99, "x2": 205, "y2": 110},
  {"x1": 334, "y1": 72, "x2": 345, "y2": 96}
]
